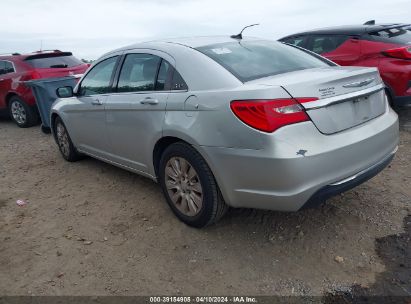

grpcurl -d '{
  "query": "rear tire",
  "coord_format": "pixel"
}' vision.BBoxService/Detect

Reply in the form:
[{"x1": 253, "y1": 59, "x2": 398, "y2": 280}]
[
  {"x1": 159, "y1": 142, "x2": 228, "y2": 228},
  {"x1": 54, "y1": 117, "x2": 82, "y2": 162},
  {"x1": 8, "y1": 96, "x2": 39, "y2": 128},
  {"x1": 385, "y1": 88, "x2": 393, "y2": 106}
]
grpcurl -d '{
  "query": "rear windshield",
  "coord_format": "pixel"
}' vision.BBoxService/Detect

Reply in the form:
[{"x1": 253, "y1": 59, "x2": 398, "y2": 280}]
[
  {"x1": 196, "y1": 40, "x2": 330, "y2": 82},
  {"x1": 369, "y1": 25, "x2": 411, "y2": 45},
  {"x1": 25, "y1": 54, "x2": 83, "y2": 69}
]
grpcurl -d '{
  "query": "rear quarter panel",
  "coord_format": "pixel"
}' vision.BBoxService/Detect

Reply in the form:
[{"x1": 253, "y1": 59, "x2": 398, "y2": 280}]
[
  {"x1": 163, "y1": 84, "x2": 293, "y2": 149},
  {"x1": 356, "y1": 39, "x2": 411, "y2": 96}
]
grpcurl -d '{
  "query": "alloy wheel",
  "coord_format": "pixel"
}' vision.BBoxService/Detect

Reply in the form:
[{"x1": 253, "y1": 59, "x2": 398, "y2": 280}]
[
  {"x1": 11, "y1": 101, "x2": 26, "y2": 125},
  {"x1": 56, "y1": 122, "x2": 70, "y2": 158},
  {"x1": 165, "y1": 157, "x2": 203, "y2": 217}
]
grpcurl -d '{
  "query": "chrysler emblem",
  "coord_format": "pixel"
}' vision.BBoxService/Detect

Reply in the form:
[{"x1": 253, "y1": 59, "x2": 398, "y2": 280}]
[{"x1": 343, "y1": 78, "x2": 375, "y2": 88}]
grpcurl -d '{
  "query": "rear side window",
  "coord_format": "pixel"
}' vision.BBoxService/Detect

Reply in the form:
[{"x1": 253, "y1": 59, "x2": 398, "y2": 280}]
[
  {"x1": 118, "y1": 54, "x2": 161, "y2": 93},
  {"x1": 196, "y1": 40, "x2": 330, "y2": 82},
  {"x1": 308, "y1": 35, "x2": 349, "y2": 54},
  {"x1": 369, "y1": 25, "x2": 411, "y2": 44},
  {"x1": 0, "y1": 61, "x2": 6, "y2": 75},
  {"x1": 4, "y1": 61, "x2": 14, "y2": 73},
  {"x1": 281, "y1": 36, "x2": 308, "y2": 48},
  {"x1": 0, "y1": 61, "x2": 14, "y2": 74},
  {"x1": 79, "y1": 56, "x2": 118, "y2": 96},
  {"x1": 25, "y1": 53, "x2": 83, "y2": 68},
  {"x1": 171, "y1": 69, "x2": 188, "y2": 90}
]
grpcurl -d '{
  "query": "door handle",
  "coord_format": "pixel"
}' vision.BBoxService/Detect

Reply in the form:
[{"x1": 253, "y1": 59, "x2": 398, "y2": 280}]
[
  {"x1": 0, "y1": 79, "x2": 5, "y2": 82},
  {"x1": 91, "y1": 98, "x2": 103, "y2": 105},
  {"x1": 140, "y1": 98, "x2": 159, "y2": 105}
]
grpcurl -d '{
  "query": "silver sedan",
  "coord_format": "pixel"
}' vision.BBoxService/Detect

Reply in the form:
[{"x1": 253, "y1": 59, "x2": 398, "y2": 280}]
[{"x1": 51, "y1": 36, "x2": 399, "y2": 227}]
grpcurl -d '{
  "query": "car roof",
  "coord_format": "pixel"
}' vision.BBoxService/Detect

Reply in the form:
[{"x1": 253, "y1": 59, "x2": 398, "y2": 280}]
[
  {"x1": 280, "y1": 23, "x2": 410, "y2": 38},
  {"x1": 0, "y1": 53, "x2": 23, "y2": 61},
  {"x1": 152, "y1": 35, "x2": 259, "y2": 47},
  {"x1": 0, "y1": 50, "x2": 69, "y2": 61},
  {"x1": 98, "y1": 36, "x2": 273, "y2": 91},
  {"x1": 106, "y1": 35, "x2": 262, "y2": 55}
]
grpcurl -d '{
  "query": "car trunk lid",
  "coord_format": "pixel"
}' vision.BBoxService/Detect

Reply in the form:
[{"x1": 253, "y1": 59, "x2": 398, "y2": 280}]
[{"x1": 248, "y1": 66, "x2": 387, "y2": 134}]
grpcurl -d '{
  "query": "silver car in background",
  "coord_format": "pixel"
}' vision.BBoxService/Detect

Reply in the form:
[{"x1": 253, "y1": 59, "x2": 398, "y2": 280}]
[{"x1": 51, "y1": 36, "x2": 399, "y2": 228}]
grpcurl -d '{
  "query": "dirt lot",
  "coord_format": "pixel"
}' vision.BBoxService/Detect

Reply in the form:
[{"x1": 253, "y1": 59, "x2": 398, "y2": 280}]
[{"x1": 0, "y1": 108, "x2": 410, "y2": 298}]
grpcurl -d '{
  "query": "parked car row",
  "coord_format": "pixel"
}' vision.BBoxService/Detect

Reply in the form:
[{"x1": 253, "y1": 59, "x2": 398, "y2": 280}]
[
  {"x1": 0, "y1": 21, "x2": 404, "y2": 227},
  {"x1": 0, "y1": 50, "x2": 89, "y2": 127},
  {"x1": 279, "y1": 21, "x2": 411, "y2": 106}
]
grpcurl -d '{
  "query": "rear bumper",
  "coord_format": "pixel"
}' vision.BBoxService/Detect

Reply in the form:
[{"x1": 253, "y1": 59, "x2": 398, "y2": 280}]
[
  {"x1": 394, "y1": 95, "x2": 411, "y2": 106},
  {"x1": 301, "y1": 146, "x2": 396, "y2": 209},
  {"x1": 198, "y1": 105, "x2": 399, "y2": 211}
]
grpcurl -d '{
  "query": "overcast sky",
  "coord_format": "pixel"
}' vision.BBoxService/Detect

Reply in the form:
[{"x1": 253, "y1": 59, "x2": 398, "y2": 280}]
[{"x1": 0, "y1": 0, "x2": 409, "y2": 60}]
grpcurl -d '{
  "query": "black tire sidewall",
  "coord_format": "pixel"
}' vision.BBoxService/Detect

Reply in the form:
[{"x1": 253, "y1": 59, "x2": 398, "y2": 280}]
[
  {"x1": 54, "y1": 117, "x2": 79, "y2": 162},
  {"x1": 8, "y1": 97, "x2": 38, "y2": 128},
  {"x1": 159, "y1": 143, "x2": 219, "y2": 228}
]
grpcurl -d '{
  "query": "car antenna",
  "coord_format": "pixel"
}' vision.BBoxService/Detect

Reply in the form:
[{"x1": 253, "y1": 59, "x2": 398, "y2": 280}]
[
  {"x1": 364, "y1": 20, "x2": 375, "y2": 25},
  {"x1": 230, "y1": 23, "x2": 260, "y2": 40}
]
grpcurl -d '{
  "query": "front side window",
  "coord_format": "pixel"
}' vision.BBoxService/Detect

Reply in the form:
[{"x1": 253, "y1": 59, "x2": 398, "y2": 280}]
[
  {"x1": 118, "y1": 54, "x2": 161, "y2": 93},
  {"x1": 197, "y1": 40, "x2": 330, "y2": 82},
  {"x1": 308, "y1": 35, "x2": 349, "y2": 54},
  {"x1": 79, "y1": 56, "x2": 118, "y2": 96}
]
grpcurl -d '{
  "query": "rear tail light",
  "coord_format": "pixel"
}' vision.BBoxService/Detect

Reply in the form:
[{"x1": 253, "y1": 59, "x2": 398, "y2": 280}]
[
  {"x1": 230, "y1": 98, "x2": 317, "y2": 133},
  {"x1": 30, "y1": 70, "x2": 41, "y2": 79},
  {"x1": 382, "y1": 46, "x2": 411, "y2": 60},
  {"x1": 20, "y1": 70, "x2": 42, "y2": 82}
]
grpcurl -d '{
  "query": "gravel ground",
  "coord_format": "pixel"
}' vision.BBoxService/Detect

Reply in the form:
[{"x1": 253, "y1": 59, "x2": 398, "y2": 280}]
[{"x1": 0, "y1": 107, "x2": 410, "y2": 298}]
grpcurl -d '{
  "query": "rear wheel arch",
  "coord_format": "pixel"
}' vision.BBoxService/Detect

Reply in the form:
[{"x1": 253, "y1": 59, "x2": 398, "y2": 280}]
[
  {"x1": 5, "y1": 92, "x2": 18, "y2": 107},
  {"x1": 157, "y1": 141, "x2": 228, "y2": 227},
  {"x1": 153, "y1": 136, "x2": 191, "y2": 178},
  {"x1": 152, "y1": 136, "x2": 230, "y2": 204}
]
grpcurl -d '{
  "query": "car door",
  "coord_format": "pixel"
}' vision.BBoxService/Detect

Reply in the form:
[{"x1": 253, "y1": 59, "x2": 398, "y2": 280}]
[
  {"x1": 307, "y1": 35, "x2": 361, "y2": 66},
  {"x1": 0, "y1": 61, "x2": 15, "y2": 108},
  {"x1": 104, "y1": 51, "x2": 173, "y2": 174},
  {"x1": 0, "y1": 61, "x2": 7, "y2": 107},
  {"x1": 67, "y1": 55, "x2": 120, "y2": 158}
]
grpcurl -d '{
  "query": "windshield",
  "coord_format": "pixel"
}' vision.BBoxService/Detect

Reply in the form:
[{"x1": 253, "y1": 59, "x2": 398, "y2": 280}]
[
  {"x1": 25, "y1": 54, "x2": 83, "y2": 69},
  {"x1": 196, "y1": 40, "x2": 331, "y2": 82},
  {"x1": 369, "y1": 25, "x2": 411, "y2": 45}
]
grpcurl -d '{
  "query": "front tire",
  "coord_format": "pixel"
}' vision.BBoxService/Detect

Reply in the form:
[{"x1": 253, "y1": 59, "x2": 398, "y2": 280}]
[
  {"x1": 8, "y1": 96, "x2": 39, "y2": 128},
  {"x1": 54, "y1": 117, "x2": 82, "y2": 162},
  {"x1": 159, "y1": 142, "x2": 228, "y2": 228}
]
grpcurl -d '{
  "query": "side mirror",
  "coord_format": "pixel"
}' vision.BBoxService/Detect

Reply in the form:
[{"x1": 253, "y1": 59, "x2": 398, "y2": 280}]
[{"x1": 56, "y1": 86, "x2": 74, "y2": 98}]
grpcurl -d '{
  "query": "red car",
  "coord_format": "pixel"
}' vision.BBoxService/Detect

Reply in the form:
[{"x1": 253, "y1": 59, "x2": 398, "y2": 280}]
[
  {"x1": 279, "y1": 21, "x2": 411, "y2": 106},
  {"x1": 0, "y1": 50, "x2": 89, "y2": 127}
]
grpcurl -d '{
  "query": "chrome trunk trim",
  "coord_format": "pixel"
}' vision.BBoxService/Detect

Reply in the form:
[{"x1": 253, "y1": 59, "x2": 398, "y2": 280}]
[{"x1": 303, "y1": 83, "x2": 385, "y2": 110}]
